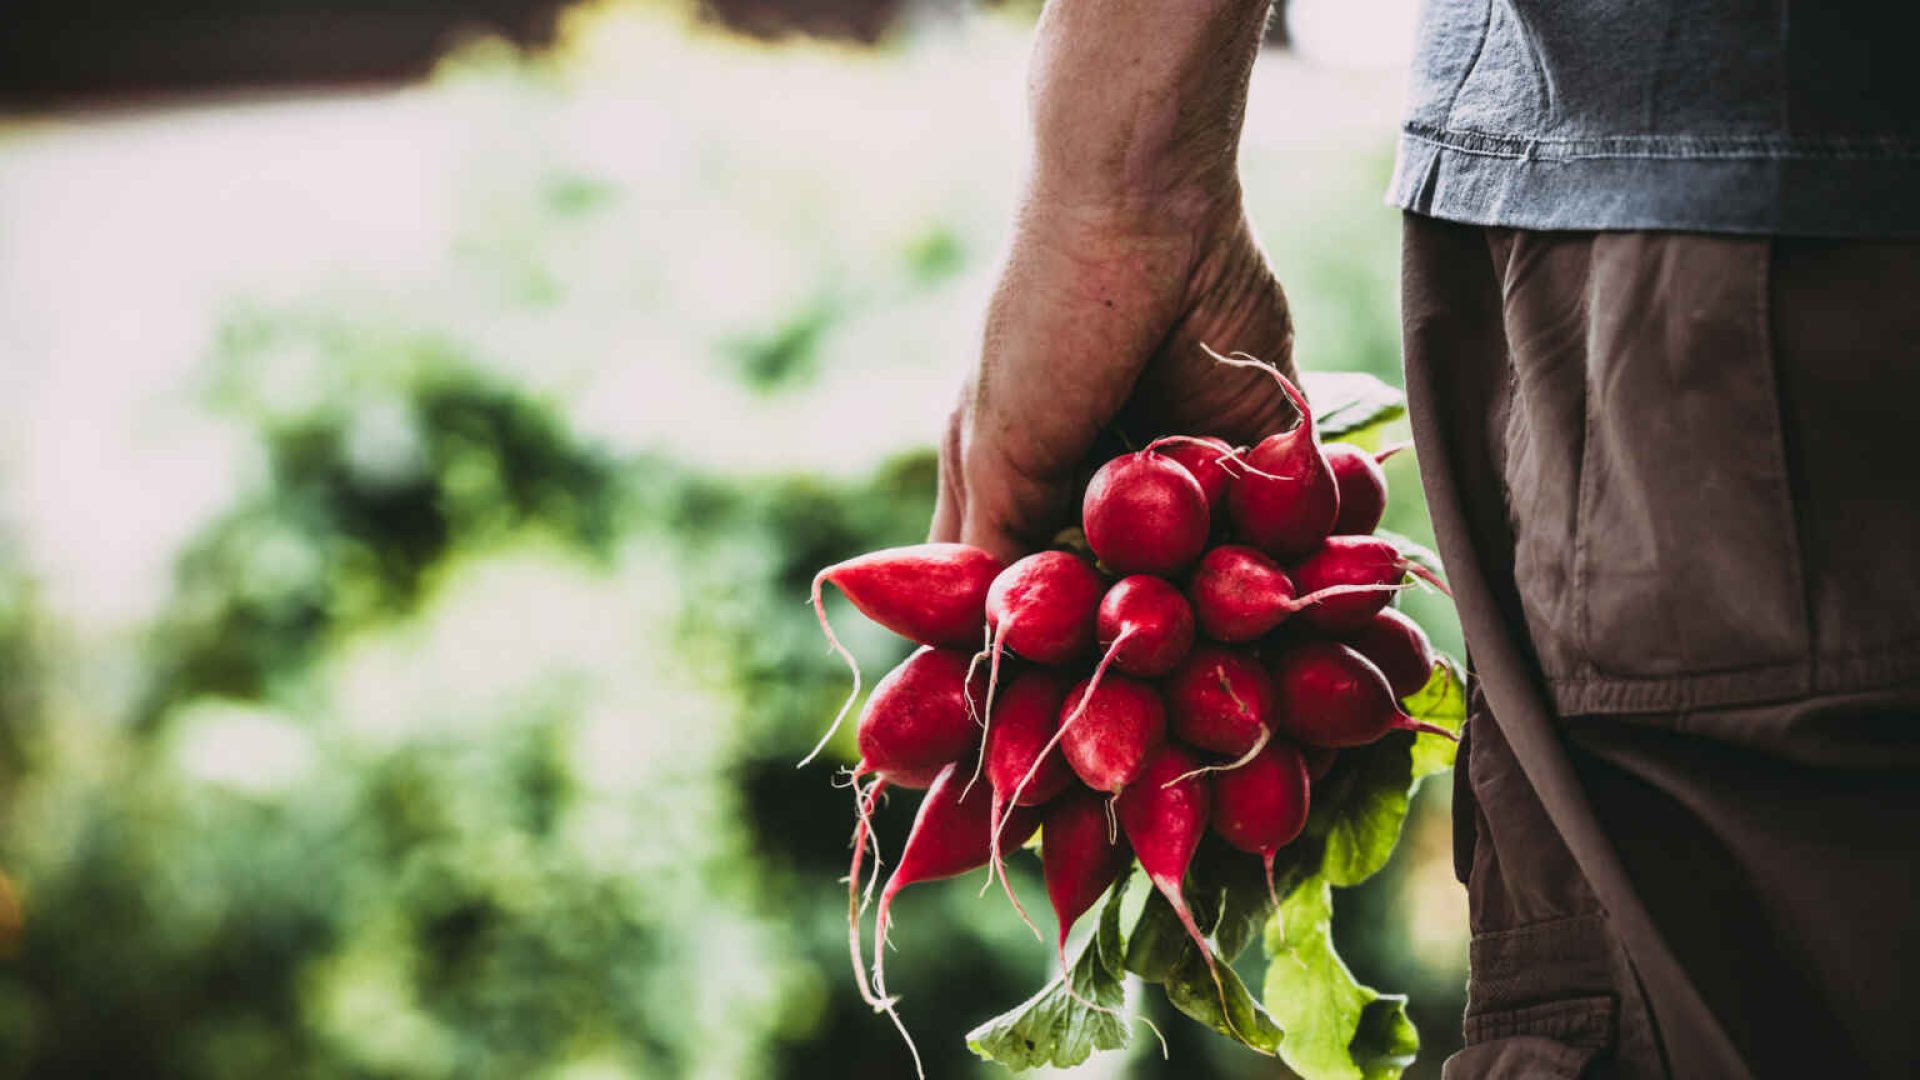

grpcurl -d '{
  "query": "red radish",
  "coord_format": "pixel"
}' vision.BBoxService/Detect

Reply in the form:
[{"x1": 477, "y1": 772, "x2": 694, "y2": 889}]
[
  {"x1": 982, "y1": 670, "x2": 1075, "y2": 929},
  {"x1": 976, "y1": 551, "x2": 1104, "y2": 787},
  {"x1": 1001, "y1": 576, "x2": 1189, "y2": 815},
  {"x1": 805, "y1": 543, "x2": 1004, "y2": 765},
  {"x1": 1324, "y1": 443, "x2": 1390, "y2": 535},
  {"x1": 1345, "y1": 607, "x2": 1438, "y2": 698},
  {"x1": 1058, "y1": 674, "x2": 1167, "y2": 793},
  {"x1": 1210, "y1": 742, "x2": 1311, "y2": 908},
  {"x1": 853, "y1": 646, "x2": 984, "y2": 790},
  {"x1": 1211, "y1": 349, "x2": 1340, "y2": 560},
  {"x1": 1081, "y1": 449, "x2": 1210, "y2": 576},
  {"x1": 870, "y1": 760, "x2": 1043, "y2": 1075},
  {"x1": 1187, "y1": 544, "x2": 1402, "y2": 643},
  {"x1": 1115, "y1": 745, "x2": 1225, "y2": 1001},
  {"x1": 1290, "y1": 535, "x2": 1447, "y2": 634},
  {"x1": 984, "y1": 671, "x2": 1077, "y2": 806},
  {"x1": 1041, "y1": 786, "x2": 1133, "y2": 982},
  {"x1": 1095, "y1": 575, "x2": 1196, "y2": 677},
  {"x1": 1155, "y1": 436, "x2": 1237, "y2": 517},
  {"x1": 1269, "y1": 640, "x2": 1458, "y2": 748},
  {"x1": 1164, "y1": 643, "x2": 1277, "y2": 758},
  {"x1": 1302, "y1": 745, "x2": 1338, "y2": 781},
  {"x1": 985, "y1": 551, "x2": 1105, "y2": 665}
]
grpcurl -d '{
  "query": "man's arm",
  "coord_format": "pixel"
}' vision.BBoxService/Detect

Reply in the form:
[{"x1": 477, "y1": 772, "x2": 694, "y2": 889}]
[{"x1": 931, "y1": 0, "x2": 1296, "y2": 563}]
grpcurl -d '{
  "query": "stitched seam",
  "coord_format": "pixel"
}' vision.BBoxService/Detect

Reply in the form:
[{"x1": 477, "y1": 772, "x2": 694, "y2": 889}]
[
  {"x1": 1438, "y1": 0, "x2": 1498, "y2": 135},
  {"x1": 1544, "y1": 634, "x2": 1920, "y2": 685},
  {"x1": 1571, "y1": 237, "x2": 1601, "y2": 687},
  {"x1": 1762, "y1": 237, "x2": 1822, "y2": 691},
  {"x1": 1472, "y1": 913, "x2": 1608, "y2": 943},
  {"x1": 1402, "y1": 123, "x2": 1920, "y2": 162}
]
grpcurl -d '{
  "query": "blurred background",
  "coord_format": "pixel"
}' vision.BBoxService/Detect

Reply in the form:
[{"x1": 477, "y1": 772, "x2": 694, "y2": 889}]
[{"x1": 0, "y1": 0, "x2": 1463, "y2": 1075}]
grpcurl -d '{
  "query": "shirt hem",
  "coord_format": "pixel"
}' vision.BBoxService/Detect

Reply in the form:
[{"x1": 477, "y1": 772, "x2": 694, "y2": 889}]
[{"x1": 1388, "y1": 129, "x2": 1920, "y2": 238}]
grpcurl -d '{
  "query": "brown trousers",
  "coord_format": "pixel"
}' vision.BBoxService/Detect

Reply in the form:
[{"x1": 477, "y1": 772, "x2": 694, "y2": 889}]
[{"x1": 1400, "y1": 216, "x2": 1920, "y2": 1079}]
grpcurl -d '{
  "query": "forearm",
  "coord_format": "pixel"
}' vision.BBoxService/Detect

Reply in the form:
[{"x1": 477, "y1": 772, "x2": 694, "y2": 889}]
[{"x1": 1026, "y1": 0, "x2": 1274, "y2": 212}]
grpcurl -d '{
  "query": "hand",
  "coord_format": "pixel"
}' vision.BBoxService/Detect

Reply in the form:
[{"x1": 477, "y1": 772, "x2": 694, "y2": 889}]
[{"x1": 930, "y1": 189, "x2": 1298, "y2": 563}]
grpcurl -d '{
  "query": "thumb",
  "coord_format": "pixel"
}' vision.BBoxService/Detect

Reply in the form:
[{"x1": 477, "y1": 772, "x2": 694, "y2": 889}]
[{"x1": 957, "y1": 443, "x2": 1074, "y2": 567}]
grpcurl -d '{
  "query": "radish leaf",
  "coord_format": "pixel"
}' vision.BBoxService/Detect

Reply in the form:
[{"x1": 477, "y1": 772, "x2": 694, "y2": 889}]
[
  {"x1": 1305, "y1": 371, "x2": 1406, "y2": 443},
  {"x1": 966, "y1": 876, "x2": 1132, "y2": 1069},
  {"x1": 1263, "y1": 874, "x2": 1419, "y2": 1080},
  {"x1": 1404, "y1": 654, "x2": 1466, "y2": 778},
  {"x1": 1310, "y1": 736, "x2": 1415, "y2": 888}
]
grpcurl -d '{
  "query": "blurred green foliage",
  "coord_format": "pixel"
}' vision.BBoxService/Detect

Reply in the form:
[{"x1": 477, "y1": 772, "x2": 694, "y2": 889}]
[{"x1": 0, "y1": 10, "x2": 1464, "y2": 1078}]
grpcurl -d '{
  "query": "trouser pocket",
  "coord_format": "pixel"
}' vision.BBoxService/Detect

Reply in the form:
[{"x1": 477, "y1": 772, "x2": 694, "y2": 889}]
[
  {"x1": 1450, "y1": 705, "x2": 1666, "y2": 1078},
  {"x1": 1486, "y1": 230, "x2": 1812, "y2": 715},
  {"x1": 1447, "y1": 1000, "x2": 1613, "y2": 1079}
]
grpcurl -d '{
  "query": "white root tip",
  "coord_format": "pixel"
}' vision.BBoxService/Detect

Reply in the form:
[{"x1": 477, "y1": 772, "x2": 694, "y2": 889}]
[
  {"x1": 1199, "y1": 343, "x2": 1315, "y2": 432},
  {"x1": 871, "y1": 899, "x2": 927, "y2": 1080},
  {"x1": 1164, "y1": 725, "x2": 1272, "y2": 787},
  {"x1": 846, "y1": 778, "x2": 889, "y2": 1010},
  {"x1": 988, "y1": 796, "x2": 1045, "y2": 940},
  {"x1": 998, "y1": 632, "x2": 1124, "y2": 842},
  {"x1": 962, "y1": 625, "x2": 1005, "y2": 801},
  {"x1": 800, "y1": 572, "x2": 861, "y2": 769},
  {"x1": 1138, "y1": 1015, "x2": 1171, "y2": 1059}
]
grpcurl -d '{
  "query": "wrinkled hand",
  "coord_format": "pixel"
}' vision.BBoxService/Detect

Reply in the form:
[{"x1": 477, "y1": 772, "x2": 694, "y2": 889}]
[{"x1": 931, "y1": 192, "x2": 1298, "y2": 563}]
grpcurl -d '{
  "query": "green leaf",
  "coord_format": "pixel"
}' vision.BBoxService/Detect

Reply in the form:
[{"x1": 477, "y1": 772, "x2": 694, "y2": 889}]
[
  {"x1": 1162, "y1": 945, "x2": 1285, "y2": 1055},
  {"x1": 1122, "y1": 882, "x2": 1194, "y2": 983},
  {"x1": 1310, "y1": 736, "x2": 1415, "y2": 888},
  {"x1": 1403, "y1": 654, "x2": 1467, "y2": 779},
  {"x1": 1352, "y1": 996, "x2": 1421, "y2": 1079},
  {"x1": 967, "y1": 877, "x2": 1132, "y2": 1070},
  {"x1": 1186, "y1": 838, "x2": 1283, "y2": 961},
  {"x1": 1115, "y1": 858, "x2": 1287, "y2": 1058},
  {"x1": 1263, "y1": 875, "x2": 1419, "y2": 1080},
  {"x1": 1304, "y1": 371, "x2": 1407, "y2": 444}
]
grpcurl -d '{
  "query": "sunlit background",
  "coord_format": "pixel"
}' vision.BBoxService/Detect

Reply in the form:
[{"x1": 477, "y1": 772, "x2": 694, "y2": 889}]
[{"x1": 0, "y1": 0, "x2": 1464, "y2": 1075}]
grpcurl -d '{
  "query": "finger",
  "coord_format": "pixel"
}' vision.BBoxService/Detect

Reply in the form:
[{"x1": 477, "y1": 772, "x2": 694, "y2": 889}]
[
  {"x1": 929, "y1": 479, "x2": 962, "y2": 544},
  {"x1": 929, "y1": 399, "x2": 968, "y2": 544},
  {"x1": 957, "y1": 447, "x2": 1071, "y2": 566},
  {"x1": 959, "y1": 500, "x2": 1033, "y2": 569}
]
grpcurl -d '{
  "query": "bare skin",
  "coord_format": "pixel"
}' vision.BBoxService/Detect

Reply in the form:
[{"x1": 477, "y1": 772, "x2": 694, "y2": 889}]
[{"x1": 931, "y1": 0, "x2": 1296, "y2": 563}]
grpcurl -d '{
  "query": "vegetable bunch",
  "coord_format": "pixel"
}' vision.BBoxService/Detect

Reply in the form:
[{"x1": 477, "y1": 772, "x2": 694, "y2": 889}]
[{"x1": 807, "y1": 358, "x2": 1463, "y2": 1078}]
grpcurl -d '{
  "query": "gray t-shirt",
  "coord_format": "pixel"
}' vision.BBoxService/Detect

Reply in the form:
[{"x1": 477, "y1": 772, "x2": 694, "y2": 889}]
[{"x1": 1388, "y1": 0, "x2": 1920, "y2": 236}]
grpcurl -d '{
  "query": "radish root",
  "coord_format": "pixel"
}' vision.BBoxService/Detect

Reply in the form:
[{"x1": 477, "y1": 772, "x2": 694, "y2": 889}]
[
  {"x1": 996, "y1": 626, "x2": 1130, "y2": 824},
  {"x1": 846, "y1": 776, "x2": 890, "y2": 1010},
  {"x1": 870, "y1": 889, "x2": 926, "y2": 1079},
  {"x1": 1284, "y1": 580, "x2": 1409, "y2": 614},
  {"x1": 983, "y1": 790, "x2": 1044, "y2": 942},
  {"x1": 802, "y1": 571, "x2": 862, "y2": 768},
  {"x1": 1145, "y1": 434, "x2": 1295, "y2": 483},
  {"x1": 1200, "y1": 343, "x2": 1315, "y2": 433},
  {"x1": 1166, "y1": 724, "x2": 1272, "y2": 787},
  {"x1": 1392, "y1": 713, "x2": 1461, "y2": 741},
  {"x1": 1374, "y1": 440, "x2": 1413, "y2": 464},
  {"x1": 1406, "y1": 562, "x2": 1454, "y2": 598},
  {"x1": 963, "y1": 622, "x2": 1007, "y2": 799},
  {"x1": 985, "y1": 626, "x2": 1133, "y2": 929},
  {"x1": 1263, "y1": 850, "x2": 1285, "y2": 943}
]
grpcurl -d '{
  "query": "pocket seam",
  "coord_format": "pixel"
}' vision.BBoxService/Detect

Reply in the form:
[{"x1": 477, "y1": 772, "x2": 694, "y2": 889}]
[
  {"x1": 1464, "y1": 993, "x2": 1616, "y2": 1048},
  {"x1": 1566, "y1": 234, "x2": 1811, "y2": 694}
]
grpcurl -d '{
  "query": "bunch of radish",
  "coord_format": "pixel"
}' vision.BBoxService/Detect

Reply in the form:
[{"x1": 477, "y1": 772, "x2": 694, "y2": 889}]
[{"x1": 806, "y1": 357, "x2": 1453, "y2": 1073}]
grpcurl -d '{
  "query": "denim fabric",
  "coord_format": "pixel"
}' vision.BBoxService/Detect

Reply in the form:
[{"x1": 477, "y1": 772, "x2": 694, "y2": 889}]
[{"x1": 1389, "y1": 1, "x2": 1920, "y2": 236}]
